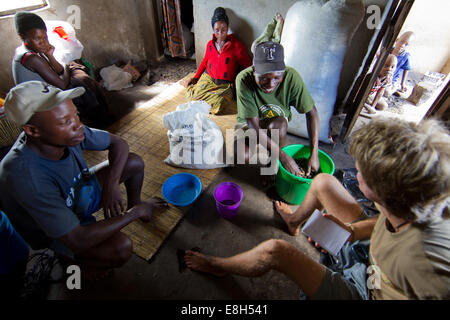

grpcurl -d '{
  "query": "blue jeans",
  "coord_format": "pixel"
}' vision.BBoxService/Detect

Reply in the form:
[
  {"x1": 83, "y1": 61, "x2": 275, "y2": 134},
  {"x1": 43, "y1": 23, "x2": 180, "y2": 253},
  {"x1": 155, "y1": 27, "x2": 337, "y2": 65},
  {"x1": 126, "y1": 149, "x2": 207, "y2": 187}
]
[{"x1": 311, "y1": 240, "x2": 370, "y2": 300}]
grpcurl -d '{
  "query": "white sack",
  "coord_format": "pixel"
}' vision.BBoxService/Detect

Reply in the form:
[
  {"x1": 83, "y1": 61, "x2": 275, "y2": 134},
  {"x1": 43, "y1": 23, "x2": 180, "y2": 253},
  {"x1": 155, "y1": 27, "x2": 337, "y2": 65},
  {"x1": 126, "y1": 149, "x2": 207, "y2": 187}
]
[
  {"x1": 99, "y1": 65, "x2": 133, "y2": 91},
  {"x1": 163, "y1": 101, "x2": 228, "y2": 169}
]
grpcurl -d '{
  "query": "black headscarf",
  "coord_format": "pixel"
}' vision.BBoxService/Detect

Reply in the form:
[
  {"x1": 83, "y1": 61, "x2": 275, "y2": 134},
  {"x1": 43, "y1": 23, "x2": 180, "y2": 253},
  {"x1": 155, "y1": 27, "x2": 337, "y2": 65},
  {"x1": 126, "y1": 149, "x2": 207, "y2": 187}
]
[
  {"x1": 211, "y1": 7, "x2": 229, "y2": 28},
  {"x1": 14, "y1": 11, "x2": 46, "y2": 35}
]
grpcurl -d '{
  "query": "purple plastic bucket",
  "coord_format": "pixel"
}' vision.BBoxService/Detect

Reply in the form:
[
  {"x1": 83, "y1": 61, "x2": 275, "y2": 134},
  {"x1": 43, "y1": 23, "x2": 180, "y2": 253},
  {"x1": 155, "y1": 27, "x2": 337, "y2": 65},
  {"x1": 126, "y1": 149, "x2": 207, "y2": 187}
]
[{"x1": 214, "y1": 182, "x2": 244, "y2": 219}]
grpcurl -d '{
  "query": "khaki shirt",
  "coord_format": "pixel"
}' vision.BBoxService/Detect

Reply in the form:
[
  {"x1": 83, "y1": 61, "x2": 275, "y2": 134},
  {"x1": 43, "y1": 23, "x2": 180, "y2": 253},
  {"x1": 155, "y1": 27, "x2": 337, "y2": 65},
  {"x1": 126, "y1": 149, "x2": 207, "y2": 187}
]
[{"x1": 368, "y1": 213, "x2": 450, "y2": 299}]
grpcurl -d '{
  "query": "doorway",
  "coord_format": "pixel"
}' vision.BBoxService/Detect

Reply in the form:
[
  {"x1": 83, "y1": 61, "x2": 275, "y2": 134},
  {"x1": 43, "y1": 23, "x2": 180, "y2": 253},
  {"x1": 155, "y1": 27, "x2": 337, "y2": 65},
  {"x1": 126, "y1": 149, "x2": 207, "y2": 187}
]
[
  {"x1": 340, "y1": 0, "x2": 450, "y2": 141},
  {"x1": 158, "y1": 0, "x2": 195, "y2": 59}
]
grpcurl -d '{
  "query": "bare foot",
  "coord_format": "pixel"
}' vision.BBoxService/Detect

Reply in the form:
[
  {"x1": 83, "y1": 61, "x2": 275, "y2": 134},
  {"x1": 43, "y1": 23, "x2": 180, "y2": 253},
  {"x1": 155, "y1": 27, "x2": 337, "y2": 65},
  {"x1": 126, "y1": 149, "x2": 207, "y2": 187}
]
[
  {"x1": 364, "y1": 105, "x2": 377, "y2": 114},
  {"x1": 276, "y1": 13, "x2": 284, "y2": 24},
  {"x1": 138, "y1": 197, "x2": 169, "y2": 223},
  {"x1": 274, "y1": 201, "x2": 301, "y2": 236},
  {"x1": 184, "y1": 250, "x2": 227, "y2": 277}
]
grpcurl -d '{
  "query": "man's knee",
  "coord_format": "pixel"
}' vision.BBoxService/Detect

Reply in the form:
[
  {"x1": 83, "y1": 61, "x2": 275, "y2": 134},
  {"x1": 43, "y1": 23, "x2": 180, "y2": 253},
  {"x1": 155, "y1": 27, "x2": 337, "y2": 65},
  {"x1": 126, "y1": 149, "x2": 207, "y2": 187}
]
[
  {"x1": 266, "y1": 117, "x2": 287, "y2": 131},
  {"x1": 267, "y1": 117, "x2": 287, "y2": 144},
  {"x1": 125, "y1": 153, "x2": 145, "y2": 174},
  {"x1": 111, "y1": 233, "x2": 133, "y2": 267},
  {"x1": 260, "y1": 239, "x2": 292, "y2": 266},
  {"x1": 310, "y1": 173, "x2": 338, "y2": 191}
]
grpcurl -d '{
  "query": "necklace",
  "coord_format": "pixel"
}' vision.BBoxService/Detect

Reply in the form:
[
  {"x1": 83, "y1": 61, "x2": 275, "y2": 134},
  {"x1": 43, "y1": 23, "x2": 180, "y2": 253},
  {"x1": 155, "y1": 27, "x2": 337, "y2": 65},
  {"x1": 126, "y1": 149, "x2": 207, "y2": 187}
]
[
  {"x1": 386, "y1": 218, "x2": 410, "y2": 233},
  {"x1": 394, "y1": 220, "x2": 410, "y2": 230}
]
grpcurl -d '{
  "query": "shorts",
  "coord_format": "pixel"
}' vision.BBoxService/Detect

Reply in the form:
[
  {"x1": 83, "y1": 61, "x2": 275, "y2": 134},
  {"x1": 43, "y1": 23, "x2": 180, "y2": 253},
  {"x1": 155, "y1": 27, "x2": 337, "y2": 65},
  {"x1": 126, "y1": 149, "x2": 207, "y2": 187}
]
[
  {"x1": 310, "y1": 267, "x2": 365, "y2": 300},
  {"x1": 310, "y1": 210, "x2": 374, "y2": 300}
]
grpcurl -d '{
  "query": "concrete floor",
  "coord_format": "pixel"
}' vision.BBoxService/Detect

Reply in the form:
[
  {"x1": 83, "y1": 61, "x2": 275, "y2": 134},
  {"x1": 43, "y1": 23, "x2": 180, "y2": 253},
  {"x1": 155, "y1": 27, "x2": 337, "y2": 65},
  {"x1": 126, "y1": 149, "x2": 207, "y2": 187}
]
[
  {"x1": 42, "y1": 59, "x2": 357, "y2": 299},
  {"x1": 46, "y1": 137, "x2": 355, "y2": 300}
]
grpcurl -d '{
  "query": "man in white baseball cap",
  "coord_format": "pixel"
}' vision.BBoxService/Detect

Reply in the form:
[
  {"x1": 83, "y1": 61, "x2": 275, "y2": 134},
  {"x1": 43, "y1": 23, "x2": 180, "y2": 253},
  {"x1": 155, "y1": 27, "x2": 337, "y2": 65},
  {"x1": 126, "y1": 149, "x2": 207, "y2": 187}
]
[
  {"x1": 0, "y1": 81, "x2": 167, "y2": 278},
  {"x1": 4, "y1": 80, "x2": 85, "y2": 126}
]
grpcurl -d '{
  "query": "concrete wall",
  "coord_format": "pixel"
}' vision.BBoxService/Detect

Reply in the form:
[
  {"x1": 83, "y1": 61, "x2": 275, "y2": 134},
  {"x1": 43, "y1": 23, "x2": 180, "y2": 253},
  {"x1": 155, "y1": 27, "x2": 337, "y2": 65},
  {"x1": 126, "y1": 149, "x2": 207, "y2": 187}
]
[
  {"x1": 0, "y1": 0, "x2": 162, "y2": 94},
  {"x1": 192, "y1": 0, "x2": 387, "y2": 110},
  {"x1": 193, "y1": 0, "x2": 297, "y2": 65},
  {"x1": 399, "y1": 0, "x2": 450, "y2": 74}
]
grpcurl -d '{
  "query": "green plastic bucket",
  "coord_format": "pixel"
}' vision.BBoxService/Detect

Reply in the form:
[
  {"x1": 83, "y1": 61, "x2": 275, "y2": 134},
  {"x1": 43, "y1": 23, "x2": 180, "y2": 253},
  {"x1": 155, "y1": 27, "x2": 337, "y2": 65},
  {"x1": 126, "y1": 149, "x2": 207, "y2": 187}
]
[{"x1": 276, "y1": 144, "x2": 335, "y2": 205}]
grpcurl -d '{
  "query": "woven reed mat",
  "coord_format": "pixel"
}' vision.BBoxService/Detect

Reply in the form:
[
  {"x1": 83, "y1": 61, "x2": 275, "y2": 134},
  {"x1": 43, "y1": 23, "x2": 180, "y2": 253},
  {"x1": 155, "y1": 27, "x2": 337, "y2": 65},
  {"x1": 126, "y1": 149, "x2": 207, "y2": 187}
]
[{"x1": 83, "y1": 79, "x2": 237, "y2": 261}]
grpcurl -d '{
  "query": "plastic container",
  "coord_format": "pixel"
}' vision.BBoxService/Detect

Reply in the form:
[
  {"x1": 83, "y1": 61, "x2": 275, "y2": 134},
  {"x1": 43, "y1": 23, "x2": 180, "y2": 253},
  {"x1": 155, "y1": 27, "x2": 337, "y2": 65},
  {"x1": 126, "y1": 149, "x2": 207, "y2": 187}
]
[
  {"x1": 162, "y1": 173, "x2": 202, "y2": 206},
  {"x1": 276, "y1": 144, "x2": 335, "y2": 205},
  {"x1": 214, "y1": 182, "x2": 244, "y2": 219}
]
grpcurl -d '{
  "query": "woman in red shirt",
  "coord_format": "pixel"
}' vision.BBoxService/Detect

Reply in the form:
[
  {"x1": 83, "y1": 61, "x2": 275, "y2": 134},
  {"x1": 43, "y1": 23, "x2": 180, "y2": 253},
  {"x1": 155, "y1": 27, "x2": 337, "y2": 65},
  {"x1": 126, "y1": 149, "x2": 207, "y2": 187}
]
[{"x1": 183, "y1": 7, "x2": 251, "y2": 114}]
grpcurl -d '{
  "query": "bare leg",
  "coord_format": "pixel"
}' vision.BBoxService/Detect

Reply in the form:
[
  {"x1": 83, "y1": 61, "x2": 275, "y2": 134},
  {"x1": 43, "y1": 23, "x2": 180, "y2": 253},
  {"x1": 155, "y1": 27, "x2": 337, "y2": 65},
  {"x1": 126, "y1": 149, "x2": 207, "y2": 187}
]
[
  {"x1": 375, "y1": 97, "x2": 388, "y2": 111},
  {"x1": 275, "y1": 173, "x2": 363, "y2": 235},
  {"x1": 264, "y1": 116, "x2": 288, "y2": 148},
  {"x1": 74, "y1": 231, "x2": 133, "y2": 269},
  {"x1": 96, "y1": 152, "x2": 145, "y2": 209},
  {"x1": 363, "y1": 103, "x2": 377, "y2": 114},
  {"x1": 260, "y1": 117, "x2": 288, "y2": 186},
  {"x1": 67, "y1": 198, "x2": 166, "y2": 273},
  {"x1": 185, "y1": 239, "x2": 326, "y2": 298}
]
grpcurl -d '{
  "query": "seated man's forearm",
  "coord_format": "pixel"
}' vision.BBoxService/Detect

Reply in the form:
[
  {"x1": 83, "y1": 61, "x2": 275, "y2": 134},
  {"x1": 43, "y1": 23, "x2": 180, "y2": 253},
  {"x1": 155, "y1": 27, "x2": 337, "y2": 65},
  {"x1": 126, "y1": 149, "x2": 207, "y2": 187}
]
[
  {"x1": 306, "y1": 106, "x2": 319, "y2": 151},
  {"x1": 106, "y1": 134, "x2": 130, "y2": 183},
  {"x1": 60, "y1": 206, "x2": 143, "y2": 254}
]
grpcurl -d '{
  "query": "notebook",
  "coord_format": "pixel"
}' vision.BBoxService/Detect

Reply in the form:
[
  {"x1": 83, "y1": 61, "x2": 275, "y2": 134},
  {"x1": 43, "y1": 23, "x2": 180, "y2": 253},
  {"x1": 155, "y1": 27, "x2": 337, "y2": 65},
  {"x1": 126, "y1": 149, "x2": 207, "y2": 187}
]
[{"x1": 301, "y1": 209, "x2": 351, "y2": 256}]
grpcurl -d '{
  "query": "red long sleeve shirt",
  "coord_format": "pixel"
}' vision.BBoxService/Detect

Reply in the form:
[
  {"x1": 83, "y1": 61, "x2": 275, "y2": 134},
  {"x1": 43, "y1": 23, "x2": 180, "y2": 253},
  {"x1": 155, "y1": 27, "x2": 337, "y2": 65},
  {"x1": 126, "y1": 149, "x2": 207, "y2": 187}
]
[{"x1": 194, "y1": 34, "x2": 252, "y2": 82}]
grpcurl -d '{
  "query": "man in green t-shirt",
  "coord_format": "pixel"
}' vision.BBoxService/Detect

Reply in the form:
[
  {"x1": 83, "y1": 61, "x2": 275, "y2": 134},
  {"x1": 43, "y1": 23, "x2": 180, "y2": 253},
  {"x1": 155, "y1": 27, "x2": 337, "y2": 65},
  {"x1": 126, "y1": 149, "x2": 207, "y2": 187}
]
[{"x1": 235, "y1": 41, "x2": 320, "y2": 177}]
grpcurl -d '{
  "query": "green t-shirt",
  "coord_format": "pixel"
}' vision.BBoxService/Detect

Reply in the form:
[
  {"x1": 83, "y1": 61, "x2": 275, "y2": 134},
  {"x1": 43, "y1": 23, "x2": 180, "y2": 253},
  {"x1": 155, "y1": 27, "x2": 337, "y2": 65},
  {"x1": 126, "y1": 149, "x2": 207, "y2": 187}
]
[{"x1": 236, "y1": 66, "x2": 315, "y2": 123}]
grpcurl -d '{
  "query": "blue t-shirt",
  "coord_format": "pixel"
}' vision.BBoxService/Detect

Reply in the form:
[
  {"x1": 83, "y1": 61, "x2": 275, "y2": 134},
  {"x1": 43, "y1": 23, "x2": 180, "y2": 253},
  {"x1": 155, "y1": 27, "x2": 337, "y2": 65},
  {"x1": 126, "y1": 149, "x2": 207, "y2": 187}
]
[
  {"x1": 0, "y1": 126, "x2": 110, "y2": 249},
  {"x1": 393, "y1": 51, "x2": 411, "y2": 84}
]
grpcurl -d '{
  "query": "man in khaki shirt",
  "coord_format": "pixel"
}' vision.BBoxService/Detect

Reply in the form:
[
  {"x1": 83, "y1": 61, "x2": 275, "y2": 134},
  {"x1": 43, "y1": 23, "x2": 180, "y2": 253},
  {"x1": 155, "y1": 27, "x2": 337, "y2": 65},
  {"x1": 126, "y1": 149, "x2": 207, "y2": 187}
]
[{"x1": 184, "y1": 118, "x2": 450, "y2": 300}]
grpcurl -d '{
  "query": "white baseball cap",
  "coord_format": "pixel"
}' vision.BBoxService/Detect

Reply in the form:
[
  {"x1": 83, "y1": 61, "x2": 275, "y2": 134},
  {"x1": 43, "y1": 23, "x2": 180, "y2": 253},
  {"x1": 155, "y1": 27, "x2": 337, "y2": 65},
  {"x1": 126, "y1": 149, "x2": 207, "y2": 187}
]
[{"x1": 4, "y1": 81, "x2": 85, "y2": 126}]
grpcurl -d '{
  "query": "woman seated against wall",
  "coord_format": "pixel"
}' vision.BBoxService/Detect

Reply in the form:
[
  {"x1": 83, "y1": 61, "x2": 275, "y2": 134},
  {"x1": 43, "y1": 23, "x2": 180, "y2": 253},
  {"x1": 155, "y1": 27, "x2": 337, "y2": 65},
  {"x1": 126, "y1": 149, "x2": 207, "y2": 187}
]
[
  {"x1": 12, "y1": 11, "x2": 112, "y2": 127},
  {"x1": 182, "y1": 7, "x2": 251, "y2": 115}
]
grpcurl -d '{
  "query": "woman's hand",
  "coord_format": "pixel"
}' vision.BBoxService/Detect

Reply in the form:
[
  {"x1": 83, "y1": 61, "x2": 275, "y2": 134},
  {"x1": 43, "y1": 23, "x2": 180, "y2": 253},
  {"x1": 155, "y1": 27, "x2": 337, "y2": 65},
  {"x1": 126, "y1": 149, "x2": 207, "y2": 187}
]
[
  {"x1": 181, "y1": 77, "x2": 198, "y2": 88},
  {"x1": 44, "y1": 44, "x2": 56, "y2": 57}
]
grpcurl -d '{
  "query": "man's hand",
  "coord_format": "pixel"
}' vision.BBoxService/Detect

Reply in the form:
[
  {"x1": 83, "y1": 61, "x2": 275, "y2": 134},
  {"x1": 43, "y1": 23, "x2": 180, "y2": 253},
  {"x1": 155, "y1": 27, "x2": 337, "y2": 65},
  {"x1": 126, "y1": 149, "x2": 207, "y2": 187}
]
[
  {"x1": 136, "y1": 197, "x2": 169, "y2": 223},
  {"x1": 101, "y1": 180, "x2": 124, "y2": 219},
  {"x1": 306, "y1": 150, "x2": 320, "y2": 176},
  {"x1": 307, "y1": 213, "x2": 353, "y2": 253},
  {"x1": 280, "y1": 151, "x2": 302, "y2": 176}
]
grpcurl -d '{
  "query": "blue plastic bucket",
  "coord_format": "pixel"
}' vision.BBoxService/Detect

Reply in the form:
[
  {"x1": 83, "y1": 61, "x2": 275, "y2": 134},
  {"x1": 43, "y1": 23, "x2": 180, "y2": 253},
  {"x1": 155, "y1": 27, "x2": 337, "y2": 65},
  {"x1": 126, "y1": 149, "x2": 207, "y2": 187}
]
[{"x1": 162, "y1": 173, "x2": 203, "y2": 206}]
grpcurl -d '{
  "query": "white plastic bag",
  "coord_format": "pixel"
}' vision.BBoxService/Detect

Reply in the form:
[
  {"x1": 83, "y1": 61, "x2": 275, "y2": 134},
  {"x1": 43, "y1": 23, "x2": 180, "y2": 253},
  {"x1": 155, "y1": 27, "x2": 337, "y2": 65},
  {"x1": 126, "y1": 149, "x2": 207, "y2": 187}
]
[
  {"x1": 163, "y1": 101, "x2": 228, "y2": 169},
  {"x1": 45, "y1": 20, "x2": 84, "y2": 65},
  {"x1": 99, "y1": 65, "x2": 133, "y2": 91}
]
